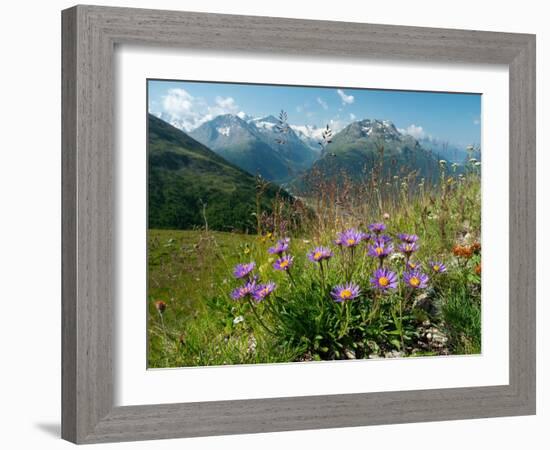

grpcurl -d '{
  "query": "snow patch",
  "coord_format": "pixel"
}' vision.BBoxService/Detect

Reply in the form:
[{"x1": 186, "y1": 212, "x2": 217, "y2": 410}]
[
  {"x1": 255, "y1": 121, "x2": 275, "y2": 130},
  {"x1": 291, "y1": 124, "x2": 323, "y2": 141},
  {"x1": 362, "y1": 126, "x2": 373, "y2": 136},
  {"x1": 217, "y1": 126, "x2": 230, "y2": 137}
]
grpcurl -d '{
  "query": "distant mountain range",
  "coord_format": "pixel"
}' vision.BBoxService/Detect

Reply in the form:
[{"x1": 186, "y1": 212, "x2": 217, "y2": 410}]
[
  {"x1": 289, "y1": 124, "x2": 326, "y2": 152},
  {"x1": 153, "y1": 110, "x2": 478, "y2": 186},
  {"x1": 189, "y1": 114, "x2": 317, "y2": 182},
  {"x1": 148, "y1": 113, "x2": 481, "y2": 230},
  {"x1": 417, "y1": 136, "x2": 481, "y2": 164},
  {"x1": 147, "y1": 114, "x2": 291, "y2": 232},
  {"x1": 294, "y1": 119, "x2": 441, "y2": 190}
]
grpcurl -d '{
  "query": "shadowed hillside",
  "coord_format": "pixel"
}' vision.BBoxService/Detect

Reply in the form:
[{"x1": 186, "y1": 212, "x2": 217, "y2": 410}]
[{"x1": 148, "y1": 114, "x2": 292, "y2": 232}]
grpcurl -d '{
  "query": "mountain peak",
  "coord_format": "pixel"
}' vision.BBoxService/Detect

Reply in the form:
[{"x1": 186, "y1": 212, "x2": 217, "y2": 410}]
[
  {"x1": 214, "y1": 113, "x2": 246, "y2": 123},
  {"x1": 343, "y1": 118, "x2": 401, "y2": 141},
  {"x1": 256, "y1": 114, "x2": 279, "y2": 123}
]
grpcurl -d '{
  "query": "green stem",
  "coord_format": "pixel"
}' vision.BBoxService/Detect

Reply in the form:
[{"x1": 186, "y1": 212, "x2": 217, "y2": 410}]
[
  {"x1": 348, "y1": 247, "x2": 355, "y2": 282},
  {"x1": 399, "y1": 297, "x2": 404, "y2": 350},
  {"x1": 286, "y1": 270, "x2": 297, "y2": 288},
  {"x1": 319, "y1": 261, "x2": 326, "y2": 292},
  {"x1": 338, "y1": 302, "x2": 350, "y2": 339},
  {"x1": 158, "y1": 311, "x2": 170, "y2": 365},
  {"x1": 247, "y1": 297, "x2": 275, "y2": 335}
]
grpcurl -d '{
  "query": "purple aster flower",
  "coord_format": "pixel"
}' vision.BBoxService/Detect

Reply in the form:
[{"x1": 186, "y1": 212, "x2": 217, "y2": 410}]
[
  {"x1": 230, "y1": 280, "x2": 257, "y2": 300},
  {"x1": 397, "y1": 233, "x2": 419, "y2": 243},
  {"x1": 335, "y1": 228, "x2": 367, "y2": 248},
  {"x1": 268, "y1": 238, "x2": 290, "y2": 255},
  {"x1": 403, "y1": 270, "x2": 429, "y2": 289},
  {"x1": 252, "y1": 281, "x2": 277, "y2": 302},
  {"x1": 233, "y1": 262, "x2": 256, "y2": 279},
  {"x1": 398, "y1": 242, "x2": 419, "y2": 256},
  {"x1": 307, "y1": 246, "x2": 333, "y2": 263},
  {"x1": 429, "y1": 261, "x2": 447, "y2": 273},
  {"x1": 406, "y1": 260, "x2": 422, "y2": 271},
  {"x1": 370, "y1": 267, "x2": 398, "y2": 291},
  {"x1": 368, "y1": 222, "x2": 386, "y2": 234},
  {"x1": 377, "y1": 234, "x2": 393, "y2": 243},
  {"x1": 367, "y1": 239, "x2": 394, "y2": 259},
  {"x1": 330, "y1": 282, "x2": 361, "y2": 302},
  {"x1": 273, "y1": 255, "x2": 294, "y2": 271}
]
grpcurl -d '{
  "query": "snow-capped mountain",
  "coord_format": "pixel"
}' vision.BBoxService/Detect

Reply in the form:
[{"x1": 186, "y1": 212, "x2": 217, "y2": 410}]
[
  {"x1": 189, "y1": 114, "x2": 318, "y2": 181},
  {"x1": 355, "y1": 119, "x2": 402, "y2": 141},
  {"x1": 417, "y1": 136, "x2": 481, "y2": 164},
  {"x1": 290, "y1": 124, "x2": 325, "y2": 151},
  {"x1": 189, "y1": 114, "x2": 291, "y2": 181},
  {"x1": 293, "y1": 118, "x2": 440, "y2": 190}
]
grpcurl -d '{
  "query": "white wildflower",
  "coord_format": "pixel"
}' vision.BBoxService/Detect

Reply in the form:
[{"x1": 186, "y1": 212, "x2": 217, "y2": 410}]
[{"x1": 233, "y1": 315, "x2": 245, "y2": 325}]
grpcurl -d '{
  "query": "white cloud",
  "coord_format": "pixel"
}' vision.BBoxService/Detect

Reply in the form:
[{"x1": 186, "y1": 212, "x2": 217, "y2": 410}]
[
  {"x1": 162, "y1": 88, "x2": 194, "y2": 116},
  {"x1": 329, "y1": 118, "x2": 346, "y2": 133},
  {"x1": 215, "y1": 96, "x2": 237, "y2": 110},
  {"x1": 336, "y1": 89, "x2": 354, "y2": 105},
  {"x1": 398, "y1": 124, "x2": 426, "y2": 139},
  {"x1": 349, "y1": 113, "x2": 356, "y2": 120},
  {"x1": 317, "y1": 97, "x2": 329, "y2": 110},
  {"x1": 158, "y1": 88, "x2": 241, "y2": 131}
]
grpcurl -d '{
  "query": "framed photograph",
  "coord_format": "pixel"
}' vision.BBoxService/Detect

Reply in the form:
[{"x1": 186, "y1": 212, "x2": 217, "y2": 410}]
[{"x1": 62, "y1": 5, "x2": 536, "y2": 444}]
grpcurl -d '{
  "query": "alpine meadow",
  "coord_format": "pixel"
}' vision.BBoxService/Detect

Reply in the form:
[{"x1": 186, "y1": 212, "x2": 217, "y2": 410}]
[{"x1": 147, "y1": 80, "x2": 482, "y2": 368}]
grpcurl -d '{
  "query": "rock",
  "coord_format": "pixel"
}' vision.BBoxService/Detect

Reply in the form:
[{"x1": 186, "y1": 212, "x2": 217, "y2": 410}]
[
  {"x1": 247, "y1": 335, "x2": 257, "y2": 354},
  {"x1": 344, "y1": 348, "x2": 356, "y2": 360},
  {"x1": 384, "y1": 350, "x2": 404, "y2": 358},
  {"x1": 413, "y1": 288, "x2": 438, "y2": 316},
  {"x1": 415, "y1": 321, "x2": 450, "y2": 354}
]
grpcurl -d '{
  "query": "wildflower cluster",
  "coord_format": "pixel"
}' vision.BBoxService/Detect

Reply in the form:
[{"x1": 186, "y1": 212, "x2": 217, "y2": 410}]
[
  {"x1": 226, "y1": 223, "x2": 457, "y2": 357},
  {"x1": 231, "y1": 262, "x2": 277, "y2": 303},
  {"x1": 230, "y1": 223, "x2": 449, "y2": 306},
  {"x1": 452, "y1": 241, "x2": 481, "y2": 259}
]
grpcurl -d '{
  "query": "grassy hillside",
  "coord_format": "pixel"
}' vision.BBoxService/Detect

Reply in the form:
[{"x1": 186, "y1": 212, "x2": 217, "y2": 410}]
[
  {"x1": 148, "y1": 114, "x2": 292, "y2": 232},
  {"x1": 148, "y1": 164, "x2": 482, "y2": 367}
]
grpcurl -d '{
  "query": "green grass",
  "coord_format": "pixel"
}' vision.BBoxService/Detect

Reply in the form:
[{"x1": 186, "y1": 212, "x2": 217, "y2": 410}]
[{"x1": 147, "y1": 167, "x2": 482, "y2": 368}]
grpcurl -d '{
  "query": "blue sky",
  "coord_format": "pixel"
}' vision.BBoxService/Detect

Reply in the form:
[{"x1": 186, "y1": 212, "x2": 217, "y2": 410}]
[{"x1": 148, "y1": 79, "x2": 481, "y2": 147}]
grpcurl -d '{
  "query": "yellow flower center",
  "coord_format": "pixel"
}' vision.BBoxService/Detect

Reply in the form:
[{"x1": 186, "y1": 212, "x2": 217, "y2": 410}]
[
  {"x1": 347, "y1": 238, "x2": 356, "y2": 245},
  {"x1": 280, "y1": 260, "x2": 288, "y2": 268},
  {"x1": 376, "y1": 247, "x2": 383, "y2": 255},
  {"x1": 259, "y1": 288, "x2": 269, "y2": 296},
  {"x1": 314, "y1": 251, "x2": 322, "y2": 260},
  {"x1": 410, "y1": 277, "x2": 420, "y2": 287},
  {"x1": 433, "y1": 265, "x2": 440, "y2": 272},
  {"x1": 409, "y1": 263, "x2": 417, "y2": 269},
  {"x1": 340, "y1": 289, "x2": 352, "y2": 299},
  {"x1": 378, "y1": 276, "x2": 389, "y2": 287}
]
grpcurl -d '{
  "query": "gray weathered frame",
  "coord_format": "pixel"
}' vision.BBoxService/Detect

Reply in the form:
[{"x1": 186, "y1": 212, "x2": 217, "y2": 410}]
[{"x1": 62, "y1": 5, "x2": 536, "y2": 444}]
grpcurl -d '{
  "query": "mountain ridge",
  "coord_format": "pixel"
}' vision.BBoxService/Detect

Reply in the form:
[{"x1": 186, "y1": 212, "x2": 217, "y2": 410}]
[
  {"x1": 148, "y1": 113, "x2": 292, "y2": 232},
  {"x1": 189, "y1": 113, "x2": 318, "y2": 182},
  {"x1": 294, "y1": 118, "x2": 441, "y2": 191}
]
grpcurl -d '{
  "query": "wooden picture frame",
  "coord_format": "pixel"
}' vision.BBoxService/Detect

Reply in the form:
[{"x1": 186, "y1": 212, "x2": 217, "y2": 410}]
[{"x1": 62, "y1": 5, "x2": 536, "y2": 444}]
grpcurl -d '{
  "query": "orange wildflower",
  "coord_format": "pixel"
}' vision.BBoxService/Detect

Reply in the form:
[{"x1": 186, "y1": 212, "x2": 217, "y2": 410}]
[
  {"x1": 452, "y1": 244, "x2": 474, "y2": 258},
  {"x1": 154, "y1": 300, "x2": 167, "y2": 313},
  {"x1": 471, "y1": 242, "x2": 481, "y2": 254}
]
